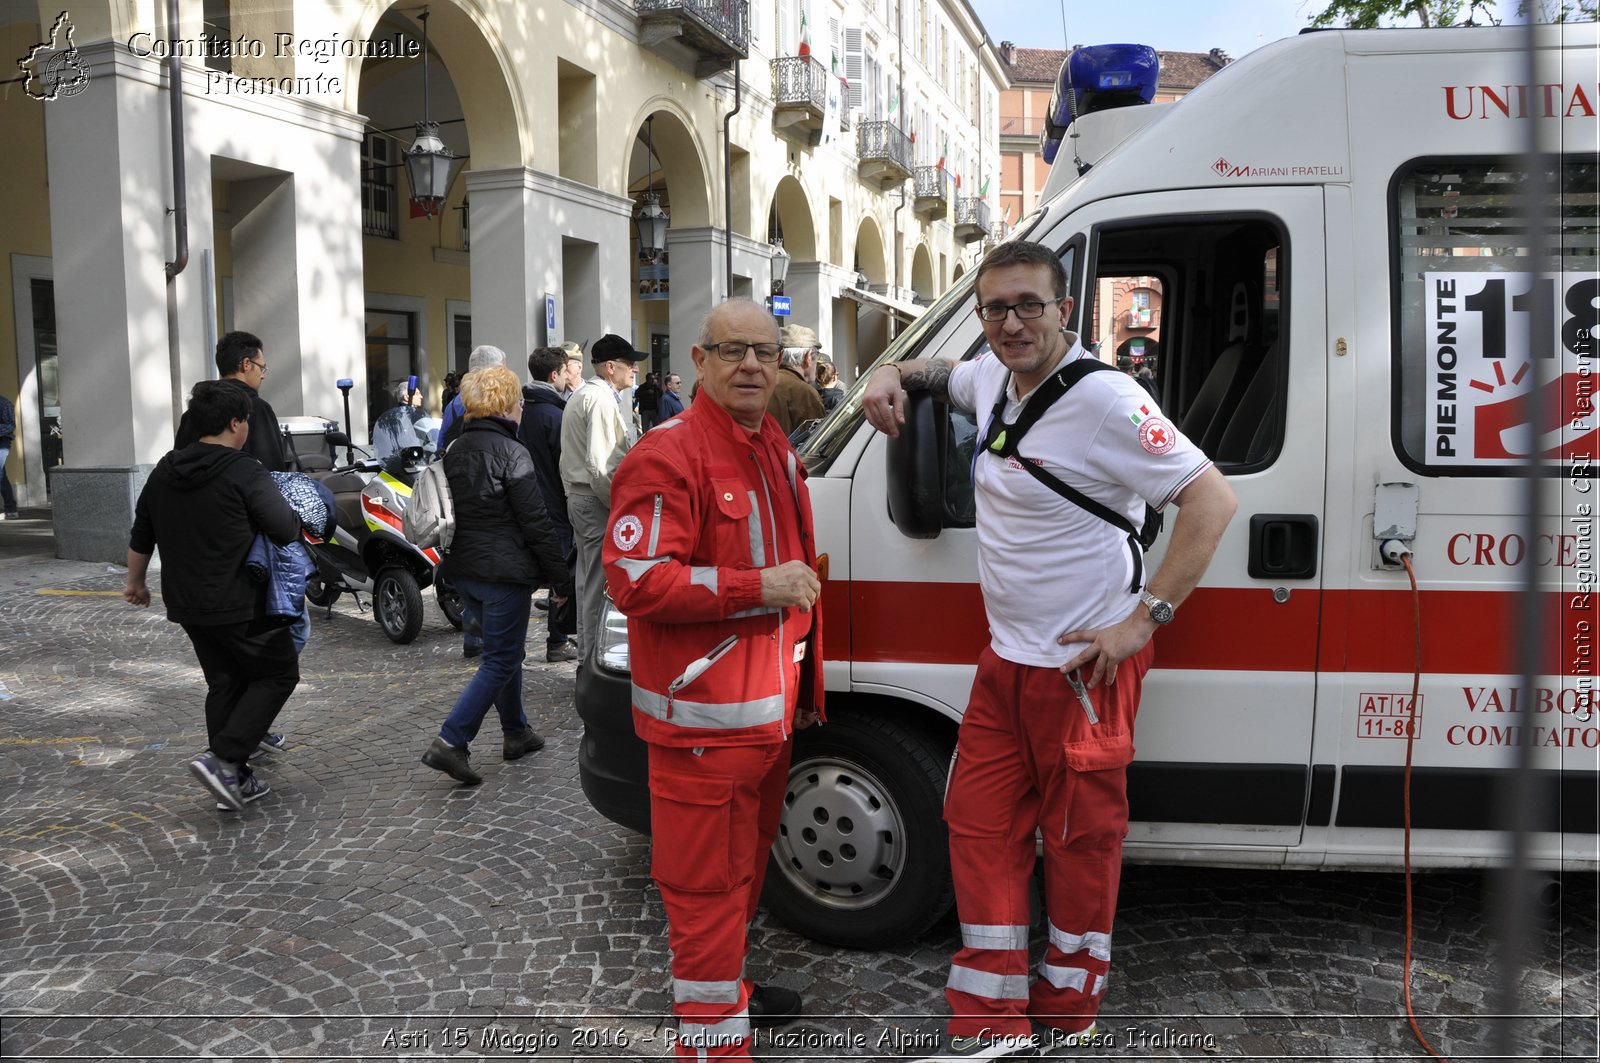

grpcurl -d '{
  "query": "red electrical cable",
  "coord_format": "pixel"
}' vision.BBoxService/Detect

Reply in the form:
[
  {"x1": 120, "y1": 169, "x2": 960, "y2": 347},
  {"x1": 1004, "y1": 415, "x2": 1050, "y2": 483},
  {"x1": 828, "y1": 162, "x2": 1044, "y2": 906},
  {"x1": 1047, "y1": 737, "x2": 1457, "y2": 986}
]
[{"x1": 1400, "y1": 553, "x2": 1451, "y2": 1063}]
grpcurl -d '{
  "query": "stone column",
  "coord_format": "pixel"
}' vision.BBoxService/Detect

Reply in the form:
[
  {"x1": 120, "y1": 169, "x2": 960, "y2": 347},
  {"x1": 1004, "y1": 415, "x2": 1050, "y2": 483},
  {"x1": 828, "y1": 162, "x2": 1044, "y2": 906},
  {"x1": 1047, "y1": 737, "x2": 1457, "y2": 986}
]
[
  {"x1": 45, "y1": 45, "x2": 174, "y2": 561},
  {"x1": 469, "y1": 168, "x2": 631, "y2": 370}
]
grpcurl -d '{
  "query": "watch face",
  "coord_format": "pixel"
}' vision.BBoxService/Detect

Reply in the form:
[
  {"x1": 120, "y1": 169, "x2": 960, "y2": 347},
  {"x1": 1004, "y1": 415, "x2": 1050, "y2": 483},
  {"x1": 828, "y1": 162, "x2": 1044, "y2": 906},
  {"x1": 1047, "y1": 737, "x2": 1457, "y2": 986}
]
[{"x1": 1143, "y1": 593, "x2": 1173, "y2": 623}]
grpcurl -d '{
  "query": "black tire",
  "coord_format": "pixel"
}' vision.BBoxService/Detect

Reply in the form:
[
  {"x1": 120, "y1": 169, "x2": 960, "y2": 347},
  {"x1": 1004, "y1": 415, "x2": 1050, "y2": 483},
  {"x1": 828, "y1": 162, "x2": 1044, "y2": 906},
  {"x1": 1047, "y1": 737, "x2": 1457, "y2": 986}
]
[
  {"x1": 373, "y1": 566, "x2": 424, "y2": 644},
  {"x1": 435, "y1": 575, "x2": 465, "y2": 630},
  {"x1": 763, "y1": 710, "x2": 955, "y2": 948},
  {"x1": 305, "y1": 576, "x2": 341, "y2": 608}
]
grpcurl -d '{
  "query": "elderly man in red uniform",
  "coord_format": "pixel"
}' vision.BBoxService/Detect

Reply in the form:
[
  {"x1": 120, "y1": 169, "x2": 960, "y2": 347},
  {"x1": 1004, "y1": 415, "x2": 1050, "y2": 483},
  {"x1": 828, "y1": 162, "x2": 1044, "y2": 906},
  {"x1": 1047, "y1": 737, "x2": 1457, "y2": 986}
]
[{"x1": 604, "y1": 298, "x2": 824, "y2": 1061}]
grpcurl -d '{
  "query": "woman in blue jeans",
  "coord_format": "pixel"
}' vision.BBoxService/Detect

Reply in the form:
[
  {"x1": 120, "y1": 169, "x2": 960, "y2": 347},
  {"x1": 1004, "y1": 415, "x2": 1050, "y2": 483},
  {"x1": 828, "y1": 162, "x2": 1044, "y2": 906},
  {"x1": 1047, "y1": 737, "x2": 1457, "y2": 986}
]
[{"x1": 422, "y1": 366, "x2": 573, "y2": 786}]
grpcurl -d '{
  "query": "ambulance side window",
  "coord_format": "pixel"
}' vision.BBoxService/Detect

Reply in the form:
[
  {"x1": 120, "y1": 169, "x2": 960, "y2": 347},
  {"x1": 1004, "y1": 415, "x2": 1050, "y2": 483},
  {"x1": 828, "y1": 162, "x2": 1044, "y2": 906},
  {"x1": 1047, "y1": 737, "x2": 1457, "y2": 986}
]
[
  {"x1": 1087, "y1": 218, "x2": 1288, "y2": 471},
  {"x1": 1392, "y1": 157, "x2": 1597, "y2": 476}
]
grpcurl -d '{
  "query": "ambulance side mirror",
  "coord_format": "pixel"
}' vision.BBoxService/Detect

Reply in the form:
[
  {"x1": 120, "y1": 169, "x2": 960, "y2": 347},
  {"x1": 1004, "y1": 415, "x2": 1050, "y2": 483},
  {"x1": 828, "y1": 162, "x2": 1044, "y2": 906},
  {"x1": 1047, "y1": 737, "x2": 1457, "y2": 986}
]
[{"x1": 885, "y1": 390, "x2": 949, "y2": 540}]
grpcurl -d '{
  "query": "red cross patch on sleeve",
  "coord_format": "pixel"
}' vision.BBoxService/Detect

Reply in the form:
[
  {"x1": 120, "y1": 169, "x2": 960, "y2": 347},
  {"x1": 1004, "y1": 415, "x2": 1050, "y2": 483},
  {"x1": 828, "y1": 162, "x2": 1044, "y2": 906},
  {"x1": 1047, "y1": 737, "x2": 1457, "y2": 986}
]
[{"x1": 1138, "y1": 417, "x2": 1176, "y2": 455}]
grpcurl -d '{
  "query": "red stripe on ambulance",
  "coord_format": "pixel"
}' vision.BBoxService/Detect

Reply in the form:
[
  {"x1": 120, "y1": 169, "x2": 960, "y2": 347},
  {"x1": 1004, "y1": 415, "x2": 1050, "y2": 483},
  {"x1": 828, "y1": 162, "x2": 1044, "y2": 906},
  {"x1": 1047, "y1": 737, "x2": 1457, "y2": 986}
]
[{"x1": 832, "y1": 581, "x2": 1595, "y2": 676}]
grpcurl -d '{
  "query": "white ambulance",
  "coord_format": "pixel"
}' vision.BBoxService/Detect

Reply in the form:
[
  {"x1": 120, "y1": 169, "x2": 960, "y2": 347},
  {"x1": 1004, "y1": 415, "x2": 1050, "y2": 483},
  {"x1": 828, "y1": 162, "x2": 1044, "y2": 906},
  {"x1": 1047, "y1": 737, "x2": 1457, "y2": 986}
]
[{"x1": 579, "y1": 23, "x2": 1600, "y2": 948}]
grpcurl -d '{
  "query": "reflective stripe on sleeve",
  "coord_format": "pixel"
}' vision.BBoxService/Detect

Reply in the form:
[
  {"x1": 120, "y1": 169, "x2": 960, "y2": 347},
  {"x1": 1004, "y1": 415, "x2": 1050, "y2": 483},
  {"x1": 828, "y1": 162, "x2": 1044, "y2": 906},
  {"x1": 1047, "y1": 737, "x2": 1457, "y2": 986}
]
[
  {"x1": 634, "y1": 687, "x2": 787, "y2": 730},
  {"x1": 727, "y1": 606, "x2": 781, "y2": 619},
  {"x1": 677, "y1": 1012, "x2": 751, "y2": 1048},
  {"x1": 1037, "y1": 961, "x2": 1089, "y2": 992},
  {"x1": 960, "y1": 923, "x2": 1030, "y2": 950},
  {"x1": 1047, "y1": 924, "x2": 1111, "y2": 962},
  {"x1": 673, "y1": 978, "x2": 742, "y2": 1005},
  {"x1": 690, "y1": 566, "x2": 719, "y2": 593},
  {"x1": 616, "y1": 556, "x2": 668, "y2": 580},
  {"x1": 946, "y1": 964, "x2": 1030, "y2": 1001}
]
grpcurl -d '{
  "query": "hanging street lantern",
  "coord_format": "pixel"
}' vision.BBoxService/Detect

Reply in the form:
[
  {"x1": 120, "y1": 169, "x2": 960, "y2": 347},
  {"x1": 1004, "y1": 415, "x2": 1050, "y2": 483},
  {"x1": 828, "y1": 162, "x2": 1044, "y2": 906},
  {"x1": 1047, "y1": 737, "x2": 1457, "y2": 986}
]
[
  {"x1": 405, "y1": 121, "x2": 455, "y2": 218},
  {"x1": 403, "y1": 9, "x2": 459, "y2": 219},
  {"x1": 770, "y1": 236, "x2": 790, "y2": 295},
  {"x1": 635, "y1": 191, "x2": 669, "y2": 260}
]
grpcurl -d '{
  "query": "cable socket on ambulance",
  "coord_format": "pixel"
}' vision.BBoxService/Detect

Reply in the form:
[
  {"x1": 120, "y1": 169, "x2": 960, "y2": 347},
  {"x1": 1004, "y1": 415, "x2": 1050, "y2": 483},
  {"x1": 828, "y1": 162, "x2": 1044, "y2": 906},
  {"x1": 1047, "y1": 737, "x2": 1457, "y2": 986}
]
[
  {"x1": 1380, "y1": 539, "x2": 1413, "y2": 565},
  {"x1": 1373, "y1": 483, "x2": 1419, "y2": 570}
]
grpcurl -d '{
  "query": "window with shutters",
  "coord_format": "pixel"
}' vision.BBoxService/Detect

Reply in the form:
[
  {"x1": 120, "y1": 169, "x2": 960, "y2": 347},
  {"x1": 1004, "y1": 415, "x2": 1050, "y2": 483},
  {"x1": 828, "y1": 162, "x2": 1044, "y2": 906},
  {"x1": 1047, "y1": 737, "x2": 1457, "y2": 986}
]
[
  {"x1": 844, "y1": 27, "x2": 864, "y2": 112},
  {"x1": 361, "y1": 133, "x2": 398, "y2": 239}
]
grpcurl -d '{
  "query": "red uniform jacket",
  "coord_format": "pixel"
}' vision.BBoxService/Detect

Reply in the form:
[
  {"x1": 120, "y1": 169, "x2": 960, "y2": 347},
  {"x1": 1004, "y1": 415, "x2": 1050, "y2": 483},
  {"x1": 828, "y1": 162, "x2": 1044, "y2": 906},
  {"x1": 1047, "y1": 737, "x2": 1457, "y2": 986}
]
[{"x1": 603, "y1": 396, "x2": 824, "y2": 748}]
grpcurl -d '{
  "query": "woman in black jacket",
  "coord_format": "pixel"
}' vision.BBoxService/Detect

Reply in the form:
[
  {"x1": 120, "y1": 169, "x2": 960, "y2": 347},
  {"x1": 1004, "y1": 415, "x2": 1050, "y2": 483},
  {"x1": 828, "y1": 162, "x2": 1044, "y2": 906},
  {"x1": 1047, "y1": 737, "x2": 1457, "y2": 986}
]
[{"x1": 422, "y1": 366, "x2": 573, "y2": 786}]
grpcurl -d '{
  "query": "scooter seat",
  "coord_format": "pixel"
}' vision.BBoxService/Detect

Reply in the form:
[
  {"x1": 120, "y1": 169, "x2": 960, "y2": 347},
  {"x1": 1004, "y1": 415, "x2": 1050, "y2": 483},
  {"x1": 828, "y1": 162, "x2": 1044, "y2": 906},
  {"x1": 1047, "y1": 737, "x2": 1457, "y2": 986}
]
[
  {"x1": 333, "y1": 492, "x2": 366, "y2": 536},
  {"x1": 310, "y1": 470, "x2": 370, "y2": 495}
]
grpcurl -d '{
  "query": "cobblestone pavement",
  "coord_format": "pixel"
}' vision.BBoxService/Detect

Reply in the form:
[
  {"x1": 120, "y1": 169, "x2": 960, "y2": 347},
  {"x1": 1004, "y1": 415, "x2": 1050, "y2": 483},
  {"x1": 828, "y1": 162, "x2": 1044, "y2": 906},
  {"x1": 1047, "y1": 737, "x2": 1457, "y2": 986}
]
[{"x1": 0, "y1": 518, "x2": 1595, "y2": 1062}]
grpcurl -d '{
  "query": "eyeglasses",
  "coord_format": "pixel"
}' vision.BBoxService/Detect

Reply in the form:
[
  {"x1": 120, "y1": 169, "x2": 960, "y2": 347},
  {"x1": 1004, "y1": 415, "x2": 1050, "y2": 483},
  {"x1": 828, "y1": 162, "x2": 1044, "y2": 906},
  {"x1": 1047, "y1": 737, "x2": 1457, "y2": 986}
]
[
  {"x1": 707, "y1": 341, "x2": 783, "y2": 363},
  {"x1": 975, "y1": 300, "x2": 1050, "y2": 323},
  {"x1": 244, "y1": 358, "x2": 267, "y2": 373}
]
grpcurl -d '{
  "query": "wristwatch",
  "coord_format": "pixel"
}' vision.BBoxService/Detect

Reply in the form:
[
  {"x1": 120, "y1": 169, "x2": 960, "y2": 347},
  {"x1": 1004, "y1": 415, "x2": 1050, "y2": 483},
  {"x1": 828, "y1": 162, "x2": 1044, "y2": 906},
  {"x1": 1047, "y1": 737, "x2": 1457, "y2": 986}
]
[{"x1": 1139, "y1": 590, "x2": 1175, "y2": 625}]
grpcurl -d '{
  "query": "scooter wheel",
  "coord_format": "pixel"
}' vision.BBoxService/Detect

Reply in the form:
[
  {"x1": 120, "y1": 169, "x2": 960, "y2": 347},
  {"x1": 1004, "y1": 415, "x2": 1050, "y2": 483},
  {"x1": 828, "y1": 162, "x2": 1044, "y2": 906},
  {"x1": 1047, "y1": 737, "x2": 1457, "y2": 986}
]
[
  {"x1": 374, "y1": 566, "x2": 424, "y2": 644},
  {"x1": 306, "y1": 576, "x2": 341, "y2": 608},
  {"x1": 435, "y1": 576, "x2": 465, "y2": 630}
]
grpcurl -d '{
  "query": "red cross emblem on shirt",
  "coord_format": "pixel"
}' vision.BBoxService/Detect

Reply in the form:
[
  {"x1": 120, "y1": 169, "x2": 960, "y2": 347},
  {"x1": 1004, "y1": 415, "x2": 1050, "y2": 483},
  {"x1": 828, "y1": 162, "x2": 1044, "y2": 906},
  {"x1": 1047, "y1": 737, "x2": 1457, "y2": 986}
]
[{"x1": 1139, "y1": 417, "x2": 1176, "y2": 455}]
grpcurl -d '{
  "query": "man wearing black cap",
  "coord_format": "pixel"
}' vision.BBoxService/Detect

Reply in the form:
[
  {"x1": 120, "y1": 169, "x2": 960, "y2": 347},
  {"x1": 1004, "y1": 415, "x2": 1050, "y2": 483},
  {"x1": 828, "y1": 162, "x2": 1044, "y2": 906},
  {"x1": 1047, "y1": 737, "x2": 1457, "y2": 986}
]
[{"x1": 559, "y1": 333, "x2": 645, "y2": 657}]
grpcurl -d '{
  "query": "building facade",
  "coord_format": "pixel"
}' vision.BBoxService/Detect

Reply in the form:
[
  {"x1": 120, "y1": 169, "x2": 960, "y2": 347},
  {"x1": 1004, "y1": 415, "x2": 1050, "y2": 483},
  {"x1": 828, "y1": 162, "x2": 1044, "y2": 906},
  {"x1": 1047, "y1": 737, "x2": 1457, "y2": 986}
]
[{"x1": 2, "y1": 0, "x2": 1008, "y2": 558}]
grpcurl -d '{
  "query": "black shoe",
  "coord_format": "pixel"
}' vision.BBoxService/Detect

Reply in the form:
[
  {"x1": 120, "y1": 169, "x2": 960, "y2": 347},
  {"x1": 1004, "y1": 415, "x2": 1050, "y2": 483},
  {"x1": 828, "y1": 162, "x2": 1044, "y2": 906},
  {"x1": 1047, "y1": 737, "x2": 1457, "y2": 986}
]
[
  {"x1": 545, "y1": 642, "x2": 577, "y2": 663},
  {"x1": 463, "y1": 644, "x2": 482, "y2": 660},
  {"x1": 747, "y1": 983, "x2": 802, "y2": 1028},
  {"x1": 502, "y1": 726, "x2": 546, "y2": 761},
  {"x1": 421, "y1": 737, "x2": 483, "y2": 785},
  {"x1": 533, "y1": 597, "x2": 550, "y2": 612}
]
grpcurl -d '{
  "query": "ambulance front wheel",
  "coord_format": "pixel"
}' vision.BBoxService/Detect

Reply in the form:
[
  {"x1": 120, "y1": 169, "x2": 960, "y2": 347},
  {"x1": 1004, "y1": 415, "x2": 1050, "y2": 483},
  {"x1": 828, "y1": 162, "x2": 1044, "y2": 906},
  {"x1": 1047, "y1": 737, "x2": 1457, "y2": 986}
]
[{"x1": 764, "y1": 710, "x2": 955, "y2": 949}]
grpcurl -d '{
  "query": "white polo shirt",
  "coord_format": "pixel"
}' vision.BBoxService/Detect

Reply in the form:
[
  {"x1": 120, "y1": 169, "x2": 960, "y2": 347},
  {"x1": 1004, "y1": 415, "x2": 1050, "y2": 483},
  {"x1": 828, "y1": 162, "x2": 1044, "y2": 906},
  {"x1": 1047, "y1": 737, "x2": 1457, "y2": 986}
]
[{"x1": 947, "y1": 338, "x2": 1211, "y2": 668}]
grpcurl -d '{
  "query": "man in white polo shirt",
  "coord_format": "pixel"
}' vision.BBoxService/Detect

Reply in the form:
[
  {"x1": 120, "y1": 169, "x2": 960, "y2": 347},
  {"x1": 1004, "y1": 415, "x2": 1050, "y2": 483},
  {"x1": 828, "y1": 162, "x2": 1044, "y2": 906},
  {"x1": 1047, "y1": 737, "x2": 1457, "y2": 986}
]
[{"x1": 862, "y1": 241, "x2": 1236, "y2": 1061}]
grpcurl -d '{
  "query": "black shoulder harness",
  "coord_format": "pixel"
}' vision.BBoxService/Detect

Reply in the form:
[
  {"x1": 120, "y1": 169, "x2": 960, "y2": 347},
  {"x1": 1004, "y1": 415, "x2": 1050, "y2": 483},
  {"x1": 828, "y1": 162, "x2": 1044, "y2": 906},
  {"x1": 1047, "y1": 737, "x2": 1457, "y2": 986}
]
[{"x1": 979, "y1": 357, "x2": 1163, "y2": 592}]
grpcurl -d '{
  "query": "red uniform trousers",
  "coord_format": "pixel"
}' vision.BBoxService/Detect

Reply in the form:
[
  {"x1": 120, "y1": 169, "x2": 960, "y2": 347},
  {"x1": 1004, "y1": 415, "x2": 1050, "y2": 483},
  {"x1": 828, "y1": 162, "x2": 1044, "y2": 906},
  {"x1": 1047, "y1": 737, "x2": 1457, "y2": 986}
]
[
  {"x1": 648, "y1": 738, "x2": 793, "y2": 1061},
  {"x1": 943, "y1": 642, "x2": 1153, "y2": 1038}
]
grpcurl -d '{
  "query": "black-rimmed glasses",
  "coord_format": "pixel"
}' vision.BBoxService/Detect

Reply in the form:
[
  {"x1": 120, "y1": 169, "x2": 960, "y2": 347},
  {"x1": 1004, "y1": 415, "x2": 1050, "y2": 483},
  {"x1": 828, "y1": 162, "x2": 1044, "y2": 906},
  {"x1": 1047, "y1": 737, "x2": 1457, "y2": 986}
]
[
  {"x1": 707, "y1": 341, "x2": 783, "y2": 363},
  {"x1": 975, "y1": 300, "x2": 1049, "y2": 323}
]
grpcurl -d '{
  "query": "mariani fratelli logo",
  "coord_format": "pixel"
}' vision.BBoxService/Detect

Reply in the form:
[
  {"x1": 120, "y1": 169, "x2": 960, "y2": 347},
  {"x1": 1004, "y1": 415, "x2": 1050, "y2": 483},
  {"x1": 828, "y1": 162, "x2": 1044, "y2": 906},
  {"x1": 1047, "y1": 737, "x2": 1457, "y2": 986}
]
[{"x1": 17, "y1": 11, "x2": 90, "y2": 101}]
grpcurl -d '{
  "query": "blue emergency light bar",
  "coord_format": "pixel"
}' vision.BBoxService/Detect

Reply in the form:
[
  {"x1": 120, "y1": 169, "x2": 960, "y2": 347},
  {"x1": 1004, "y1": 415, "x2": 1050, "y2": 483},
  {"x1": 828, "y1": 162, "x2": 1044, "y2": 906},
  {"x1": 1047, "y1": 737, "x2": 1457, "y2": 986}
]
[{"x1": 1039, "y1": 43, "x2": 1161, "y2": 166}]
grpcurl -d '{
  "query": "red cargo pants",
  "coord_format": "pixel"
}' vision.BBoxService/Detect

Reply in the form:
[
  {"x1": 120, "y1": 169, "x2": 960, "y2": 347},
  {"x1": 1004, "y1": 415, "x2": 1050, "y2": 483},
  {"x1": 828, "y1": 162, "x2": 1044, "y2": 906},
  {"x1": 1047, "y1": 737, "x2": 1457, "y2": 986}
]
[
  {"x1": 648, "y1": 739, "x2": 792, "y2": 1061},
  {"x1": 943, "y1": 642, "x2": 1153, "y2": 1038}
]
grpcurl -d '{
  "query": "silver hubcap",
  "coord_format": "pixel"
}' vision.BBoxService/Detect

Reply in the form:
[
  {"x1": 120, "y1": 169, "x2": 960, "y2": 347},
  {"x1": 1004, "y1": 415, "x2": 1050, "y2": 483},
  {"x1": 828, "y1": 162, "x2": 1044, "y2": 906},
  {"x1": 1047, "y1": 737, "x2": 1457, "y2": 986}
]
[{"x1": 774, "y1": 757, "x2": 906, "y2": 910}]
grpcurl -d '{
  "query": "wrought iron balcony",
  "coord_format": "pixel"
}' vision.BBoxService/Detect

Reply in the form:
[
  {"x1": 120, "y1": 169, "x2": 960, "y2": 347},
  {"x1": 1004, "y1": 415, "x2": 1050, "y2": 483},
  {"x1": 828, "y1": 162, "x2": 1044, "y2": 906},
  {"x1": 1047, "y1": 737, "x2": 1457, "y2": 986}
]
[
  {"x1": 857, "y1": 120, "x2": 913, "y2": 188},
  {"x1": 771, "y1": 55, "x2": 827, "y2": 143},
  {"x1": 637, "y1": 0, "x2": 748, "y2": 78},
  {"x1": 913, "y1": 166, "x2": 951, "y2": 217},
  {"x1": 954, "y1": 196, "x2": 991, "y2": 243}
]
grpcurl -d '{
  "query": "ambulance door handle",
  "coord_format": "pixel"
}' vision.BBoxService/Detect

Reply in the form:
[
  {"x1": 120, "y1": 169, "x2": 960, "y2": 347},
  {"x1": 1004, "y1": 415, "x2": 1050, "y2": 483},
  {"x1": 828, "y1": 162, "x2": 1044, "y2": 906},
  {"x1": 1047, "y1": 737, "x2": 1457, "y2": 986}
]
[{"x1": 1248, "y1": 513, "x2": 1319, "y2": 580}]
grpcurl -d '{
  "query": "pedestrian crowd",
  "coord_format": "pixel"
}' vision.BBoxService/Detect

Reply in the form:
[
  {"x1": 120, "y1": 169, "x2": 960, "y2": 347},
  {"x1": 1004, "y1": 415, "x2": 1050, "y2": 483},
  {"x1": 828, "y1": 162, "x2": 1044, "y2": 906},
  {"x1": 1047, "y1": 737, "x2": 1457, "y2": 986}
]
[{"x1": 119, "y1": 240, "x2": 1235, "y2": 1062}]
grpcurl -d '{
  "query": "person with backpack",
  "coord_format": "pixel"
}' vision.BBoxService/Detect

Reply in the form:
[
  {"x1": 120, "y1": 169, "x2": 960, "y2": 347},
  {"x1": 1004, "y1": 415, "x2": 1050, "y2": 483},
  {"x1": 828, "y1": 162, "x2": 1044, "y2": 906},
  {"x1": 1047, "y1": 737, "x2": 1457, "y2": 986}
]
[
  {"x1": 420, "y1": 366, "x2": 572, "y2": 787},
  {"x1": 861, "y1": 241, "x2": 1237, "y2": 1061}
]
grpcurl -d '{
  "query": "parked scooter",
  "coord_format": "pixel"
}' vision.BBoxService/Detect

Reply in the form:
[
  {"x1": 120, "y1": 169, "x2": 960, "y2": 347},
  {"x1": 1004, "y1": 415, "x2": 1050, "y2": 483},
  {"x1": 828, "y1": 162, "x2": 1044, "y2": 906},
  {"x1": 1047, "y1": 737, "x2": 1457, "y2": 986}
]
[{"x1": 301, "y1": 378, "x2": 463, "y2": 644}]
